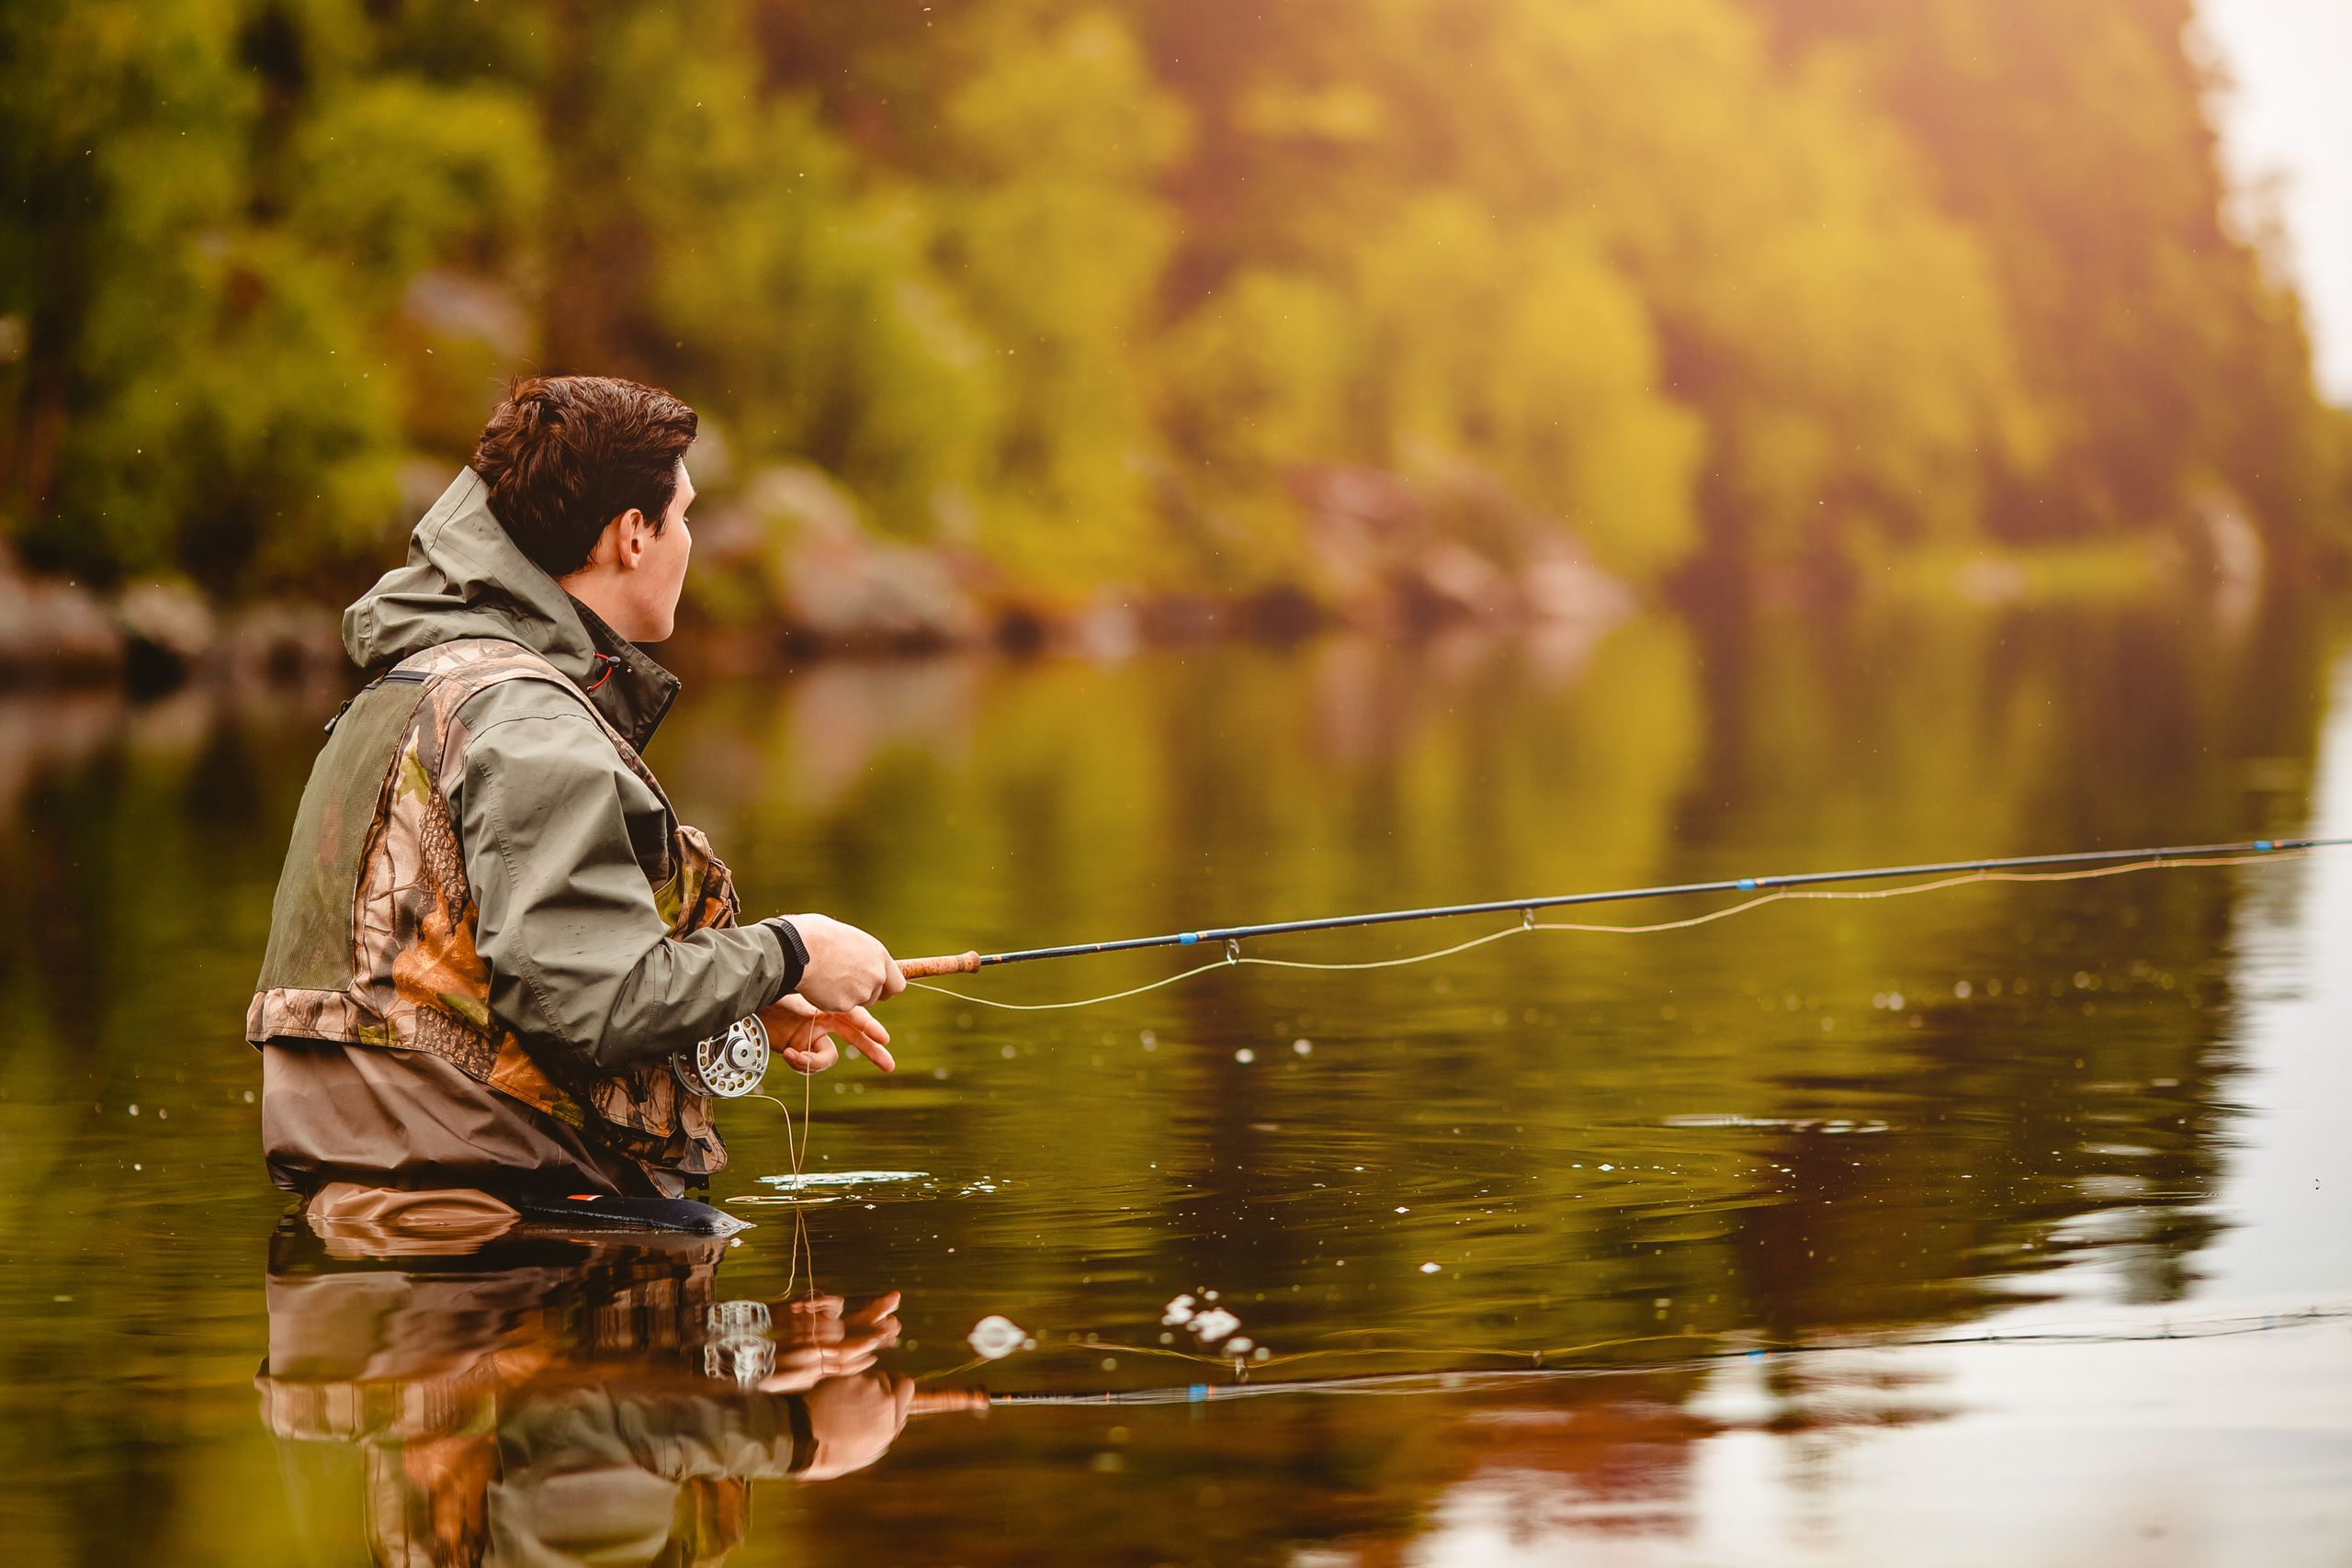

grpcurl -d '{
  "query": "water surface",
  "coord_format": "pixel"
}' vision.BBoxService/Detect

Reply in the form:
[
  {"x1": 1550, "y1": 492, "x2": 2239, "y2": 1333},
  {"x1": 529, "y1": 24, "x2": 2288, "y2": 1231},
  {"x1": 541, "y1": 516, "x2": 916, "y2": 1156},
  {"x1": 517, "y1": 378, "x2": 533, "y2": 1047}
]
[{"x1": 2, "y1": 595, "x2": 2347, "y2": 1564}]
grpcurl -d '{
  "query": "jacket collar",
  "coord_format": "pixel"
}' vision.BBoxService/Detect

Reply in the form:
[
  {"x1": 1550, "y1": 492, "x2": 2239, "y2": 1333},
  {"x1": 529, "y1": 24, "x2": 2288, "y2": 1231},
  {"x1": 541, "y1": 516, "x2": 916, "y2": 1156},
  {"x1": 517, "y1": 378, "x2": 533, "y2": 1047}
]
[
  {"x1": 568, "y1": 596, "x2": 680, "y2": 754},
  {"x1": 342, "y1": 468, "x2": 684, "y2": 753}
]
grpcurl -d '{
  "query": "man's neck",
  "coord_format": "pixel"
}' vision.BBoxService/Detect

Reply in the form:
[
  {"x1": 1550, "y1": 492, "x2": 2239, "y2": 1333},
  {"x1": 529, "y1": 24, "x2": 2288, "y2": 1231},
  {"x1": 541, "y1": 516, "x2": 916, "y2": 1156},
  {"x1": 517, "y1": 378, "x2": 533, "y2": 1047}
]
[{"x1": 558, "y1": 570, "x2": 650, "y2": 646}]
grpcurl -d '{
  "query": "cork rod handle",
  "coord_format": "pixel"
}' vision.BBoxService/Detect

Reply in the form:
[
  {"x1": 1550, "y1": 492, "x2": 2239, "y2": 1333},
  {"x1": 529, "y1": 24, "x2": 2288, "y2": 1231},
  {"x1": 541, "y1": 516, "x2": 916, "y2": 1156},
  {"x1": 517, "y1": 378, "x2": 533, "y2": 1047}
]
[
  {"x1": 908, "y1": 1389, "x2": 991, "y2": 1416},
  {"x1": 898, "y1": 951, "x2": 983, "y2": 978}
]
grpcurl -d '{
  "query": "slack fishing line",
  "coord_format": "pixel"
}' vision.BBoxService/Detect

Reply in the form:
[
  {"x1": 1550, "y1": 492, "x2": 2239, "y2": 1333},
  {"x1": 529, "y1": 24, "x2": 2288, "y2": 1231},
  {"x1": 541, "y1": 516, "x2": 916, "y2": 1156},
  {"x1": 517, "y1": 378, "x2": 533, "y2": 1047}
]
[
  {"x1": 895, "y1": 836, "x2": 2348, "y2": 1011},
  {"x1": 922, "y1": 1303, "x2": 2352, "y2": 1408}
]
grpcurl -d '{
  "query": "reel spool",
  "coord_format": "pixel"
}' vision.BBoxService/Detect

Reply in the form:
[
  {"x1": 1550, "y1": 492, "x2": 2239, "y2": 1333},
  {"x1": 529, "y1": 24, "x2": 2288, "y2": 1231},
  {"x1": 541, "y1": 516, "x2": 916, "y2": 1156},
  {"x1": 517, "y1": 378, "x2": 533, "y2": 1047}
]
[{"x1": 673, "y1": 1015, "x2": 770, "y2": 1099}]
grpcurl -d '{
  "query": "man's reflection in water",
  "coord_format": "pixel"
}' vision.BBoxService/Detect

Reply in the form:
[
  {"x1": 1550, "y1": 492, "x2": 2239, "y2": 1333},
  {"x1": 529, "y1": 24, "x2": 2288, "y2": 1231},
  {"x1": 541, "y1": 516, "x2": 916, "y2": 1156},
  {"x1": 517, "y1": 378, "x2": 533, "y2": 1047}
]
[{"x1": 254, "y1": 1207, "x2": 913, "y2": 1566}]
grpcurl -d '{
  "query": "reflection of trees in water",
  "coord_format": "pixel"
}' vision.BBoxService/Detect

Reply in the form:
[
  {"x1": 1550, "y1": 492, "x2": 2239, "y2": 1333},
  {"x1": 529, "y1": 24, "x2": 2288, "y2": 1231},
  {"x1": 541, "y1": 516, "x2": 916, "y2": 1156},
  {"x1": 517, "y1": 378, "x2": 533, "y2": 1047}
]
[
  {"x1": 671, "y1": 599, "x2": 2337, "y2": 1365},
  {"x1": 0, "y1": 600, "x2": 2344, "y2": 1563},
  {"x1": 1668, "y1": 596, "x2": 2335, "y2": 1336},
  {"x1": 0, "y1": 674, "x2": 337, "y2": 1064}
]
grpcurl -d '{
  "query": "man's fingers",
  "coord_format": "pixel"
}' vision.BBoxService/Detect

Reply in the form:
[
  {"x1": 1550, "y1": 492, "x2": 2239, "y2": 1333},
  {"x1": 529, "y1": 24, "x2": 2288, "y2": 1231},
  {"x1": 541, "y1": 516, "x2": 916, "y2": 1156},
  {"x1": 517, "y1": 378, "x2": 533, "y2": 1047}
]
[
  {"x1": 776, "y1": 1345, "x2": 878, "y2": 1377},
  {"x1": 836, "y1": 1004, "x2": 895, "y2": 1072},
  {"x1": 880, "y1": 958, "x2": 907, "y2": 1000},
  {"x1": 835, "y1": 1325, "x2": 899, "y2": 1361},
  {"x1": 846, "y1": 1291, "x2": 902, "y2": 1326},
  {"x1": 783, "y1": 1036, "x2": 839, "y2": 1075}
]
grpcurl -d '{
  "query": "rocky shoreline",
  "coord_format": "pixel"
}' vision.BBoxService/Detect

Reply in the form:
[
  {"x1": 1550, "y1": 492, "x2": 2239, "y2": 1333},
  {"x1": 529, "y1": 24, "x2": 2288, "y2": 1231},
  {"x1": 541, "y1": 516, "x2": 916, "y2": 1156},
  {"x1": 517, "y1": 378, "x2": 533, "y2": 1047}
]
[
  {"x1": 0, "y1": 560, "x2": 352, "y2": 692},
  {"x1": 1, "y1": 462, "x2": 1640, "y2": 690},
  {"x1": 2, "y1": 465, "x2": 2281, "y2": 694}
]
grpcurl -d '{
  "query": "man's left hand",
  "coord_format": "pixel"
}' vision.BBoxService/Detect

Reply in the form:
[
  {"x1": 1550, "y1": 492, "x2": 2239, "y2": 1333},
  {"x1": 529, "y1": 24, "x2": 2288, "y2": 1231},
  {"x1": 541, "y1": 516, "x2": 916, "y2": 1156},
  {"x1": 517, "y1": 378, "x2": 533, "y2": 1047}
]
[{"x1": 756, "y1": 993, "x2": 896, "y2": 1075}]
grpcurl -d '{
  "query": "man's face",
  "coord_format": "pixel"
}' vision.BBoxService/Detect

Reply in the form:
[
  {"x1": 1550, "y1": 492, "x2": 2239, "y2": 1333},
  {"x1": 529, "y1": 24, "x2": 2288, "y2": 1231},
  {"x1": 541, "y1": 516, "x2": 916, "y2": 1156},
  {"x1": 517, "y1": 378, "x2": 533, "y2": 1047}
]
[{"x1": 629, "y1": 459, "x2": 695, "y2": 641}]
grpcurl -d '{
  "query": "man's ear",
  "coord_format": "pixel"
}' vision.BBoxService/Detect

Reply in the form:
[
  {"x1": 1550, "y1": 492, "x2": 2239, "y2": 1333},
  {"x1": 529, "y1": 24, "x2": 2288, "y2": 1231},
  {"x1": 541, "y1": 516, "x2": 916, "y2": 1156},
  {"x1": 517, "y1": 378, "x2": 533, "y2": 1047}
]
[{"x1": 613, "y1": 508, "x2": 650, "y2": 569}]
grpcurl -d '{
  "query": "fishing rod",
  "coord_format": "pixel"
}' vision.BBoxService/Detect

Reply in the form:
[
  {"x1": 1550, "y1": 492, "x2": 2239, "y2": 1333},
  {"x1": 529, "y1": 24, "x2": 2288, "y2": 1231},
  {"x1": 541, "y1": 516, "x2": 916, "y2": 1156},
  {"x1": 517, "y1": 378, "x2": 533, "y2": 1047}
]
[
  {"x1": 682, "y1": 835, "x2": 2339, "y2": 1094},
  {"x1": 897, "y1": 835, "x2": 2347, "y2": 977}
]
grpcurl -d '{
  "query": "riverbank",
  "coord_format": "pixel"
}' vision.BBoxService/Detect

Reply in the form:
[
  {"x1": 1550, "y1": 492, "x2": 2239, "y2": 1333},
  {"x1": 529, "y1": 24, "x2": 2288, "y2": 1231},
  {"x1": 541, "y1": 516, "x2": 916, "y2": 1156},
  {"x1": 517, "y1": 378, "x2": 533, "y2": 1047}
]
[
  {"x1": 0, "y1": 473, "x2": 2291, "y2": 692},
  {"x1": 0, "y1": 460, "x2": 1644, "y2": 687}
]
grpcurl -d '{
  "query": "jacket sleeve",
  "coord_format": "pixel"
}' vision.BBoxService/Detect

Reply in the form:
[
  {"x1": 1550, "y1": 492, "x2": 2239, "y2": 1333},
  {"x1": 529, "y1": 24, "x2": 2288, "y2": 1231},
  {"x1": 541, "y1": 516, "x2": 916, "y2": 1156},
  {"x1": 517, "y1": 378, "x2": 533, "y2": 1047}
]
[{"x1": 447, "y1": 692, "x2": 794, "y2": 1074}]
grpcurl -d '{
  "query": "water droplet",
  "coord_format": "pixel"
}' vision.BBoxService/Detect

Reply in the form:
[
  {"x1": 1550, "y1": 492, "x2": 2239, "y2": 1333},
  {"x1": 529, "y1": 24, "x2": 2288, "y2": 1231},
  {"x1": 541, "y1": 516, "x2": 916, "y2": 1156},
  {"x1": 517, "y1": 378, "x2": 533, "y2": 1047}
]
[
  {"x1": 967, "y1": 1315, "x2": 1026, "y2": 1360},
  {"x1": 1234, "y1": 1048, "x2": 1255, "y2": 1064},
  {"x1": 1293, "y1": 1038, "x2": 1312, "y2": 1055},
  {"x1": 1419, "y1": 1261, "x2": 1441, "y2": 1274},
  {"x1": 1191, "y1": 1307, "x2": 1241, "y2": 1342}
]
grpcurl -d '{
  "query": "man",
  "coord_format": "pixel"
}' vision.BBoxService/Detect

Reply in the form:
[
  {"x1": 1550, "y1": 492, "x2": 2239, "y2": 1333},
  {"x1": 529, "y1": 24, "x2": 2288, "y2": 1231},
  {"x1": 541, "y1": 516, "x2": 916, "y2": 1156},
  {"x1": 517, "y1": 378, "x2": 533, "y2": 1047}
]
[{"x1": 249, "y1": 375, "x2": 904, "y2": 1215}]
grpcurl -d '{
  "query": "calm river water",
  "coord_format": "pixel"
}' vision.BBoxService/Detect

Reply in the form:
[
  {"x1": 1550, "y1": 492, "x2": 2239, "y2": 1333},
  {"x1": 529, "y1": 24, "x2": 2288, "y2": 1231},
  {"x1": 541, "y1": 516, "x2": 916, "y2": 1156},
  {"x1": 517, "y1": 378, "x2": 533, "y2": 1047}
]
[{"x1": 1, "y1": 593, "x2": 2347, "y2": 1565}]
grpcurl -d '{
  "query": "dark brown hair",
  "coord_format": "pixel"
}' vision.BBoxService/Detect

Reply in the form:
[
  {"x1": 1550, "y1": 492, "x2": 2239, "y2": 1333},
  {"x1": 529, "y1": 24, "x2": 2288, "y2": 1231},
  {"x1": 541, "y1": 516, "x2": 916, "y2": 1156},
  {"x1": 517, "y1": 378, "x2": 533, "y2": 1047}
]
[{"x1": 469, "y1": 375, "x2": 698, "y2": 578}]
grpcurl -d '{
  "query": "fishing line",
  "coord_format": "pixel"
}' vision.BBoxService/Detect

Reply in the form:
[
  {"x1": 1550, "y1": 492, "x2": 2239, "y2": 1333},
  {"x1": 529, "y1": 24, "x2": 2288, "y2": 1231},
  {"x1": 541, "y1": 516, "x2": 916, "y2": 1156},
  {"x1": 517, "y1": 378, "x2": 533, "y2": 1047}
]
[
  {"x1": 909, "y1": 847, "x2": 2322, "y2": 1013},
  {"x1": 924, "y1": 1303, "x2": 2352, "y2": 1407},
  {"x1": 743, "y1": 1057, "x2": 821, "y2": 1296}
]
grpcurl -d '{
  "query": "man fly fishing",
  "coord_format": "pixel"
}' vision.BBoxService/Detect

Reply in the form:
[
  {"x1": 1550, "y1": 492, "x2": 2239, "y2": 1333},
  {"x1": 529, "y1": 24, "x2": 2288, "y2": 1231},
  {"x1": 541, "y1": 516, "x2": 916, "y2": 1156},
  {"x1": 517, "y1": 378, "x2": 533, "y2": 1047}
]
[{"x1": 248, "y1": 375, "x2": 905, "y2": 1231}]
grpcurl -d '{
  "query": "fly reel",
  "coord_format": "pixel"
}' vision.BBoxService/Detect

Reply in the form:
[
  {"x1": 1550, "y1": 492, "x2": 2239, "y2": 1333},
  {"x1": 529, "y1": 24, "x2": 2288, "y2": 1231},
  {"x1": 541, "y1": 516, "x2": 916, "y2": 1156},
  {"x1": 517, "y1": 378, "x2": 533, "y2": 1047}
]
[
  {"x1": 704, "y1": 1299, "x2": 775, "y2": 1386},
  {"x1": 673, "y1": 1015, "x2": 770, "y2": 1099}
]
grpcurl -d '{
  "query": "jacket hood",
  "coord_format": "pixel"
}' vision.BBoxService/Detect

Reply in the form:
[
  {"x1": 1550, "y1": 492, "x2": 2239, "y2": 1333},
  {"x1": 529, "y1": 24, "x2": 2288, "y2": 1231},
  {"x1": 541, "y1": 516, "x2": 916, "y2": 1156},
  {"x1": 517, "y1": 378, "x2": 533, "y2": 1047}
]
[{"x1": 342, "y1": 468, "x2": 680, "y2": 750}]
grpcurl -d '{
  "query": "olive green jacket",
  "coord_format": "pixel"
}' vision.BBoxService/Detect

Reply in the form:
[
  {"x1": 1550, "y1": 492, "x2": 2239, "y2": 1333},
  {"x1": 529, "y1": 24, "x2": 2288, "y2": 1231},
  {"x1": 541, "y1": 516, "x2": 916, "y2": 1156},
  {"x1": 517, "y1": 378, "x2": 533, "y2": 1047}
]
[
  {"x1": 251, "y1": 470, "x2": 798, "y2": 1194},
  {"x1": 323, "y1": 468, "x2": 797, "y2": 1072}
]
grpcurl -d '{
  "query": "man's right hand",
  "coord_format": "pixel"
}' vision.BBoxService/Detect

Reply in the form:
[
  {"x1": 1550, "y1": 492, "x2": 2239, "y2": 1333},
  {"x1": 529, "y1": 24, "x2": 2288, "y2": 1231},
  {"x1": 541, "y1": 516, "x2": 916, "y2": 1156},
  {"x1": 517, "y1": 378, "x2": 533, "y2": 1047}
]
[{"x1": 786, "y1": 913, "x2": 906, "y2": 1012}]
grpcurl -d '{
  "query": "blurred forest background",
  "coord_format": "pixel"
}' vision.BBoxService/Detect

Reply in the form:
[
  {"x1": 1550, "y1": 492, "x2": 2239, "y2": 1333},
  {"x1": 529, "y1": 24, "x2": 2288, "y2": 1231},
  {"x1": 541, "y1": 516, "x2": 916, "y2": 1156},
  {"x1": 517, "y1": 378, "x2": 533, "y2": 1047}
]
[{"x1": 3, "y1": 0, "x2": 2348, "y2": 645}]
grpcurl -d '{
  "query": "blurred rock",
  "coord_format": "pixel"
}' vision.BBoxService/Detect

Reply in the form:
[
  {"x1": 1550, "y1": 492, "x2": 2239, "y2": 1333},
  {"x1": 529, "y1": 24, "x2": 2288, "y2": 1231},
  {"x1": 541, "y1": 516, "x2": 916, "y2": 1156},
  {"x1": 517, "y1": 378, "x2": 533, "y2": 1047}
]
[
  {"x1": 1291, "y1": 462, "x2": 1633, "y2": 633},
  {"x1": 1292, "y1": 465, "x2": 1419, "y2": 624},
  {"x1": 1408, "y1": 539, "x2": 1517, "y2": 622},
  {"x1": 116, "y1": 581, "x2": 218, "y2": 690},
  {"x1": 741, "y1": 463, "x2": 985, "y2": 652},
  {"x1": 224, "y1": 601, "x2": 345, "y2": 681},
  {"x1": 1522, "y1": 538, "x2": 1636, "y2": 628},
  {"x1": 0, "y1": 550, "x2": 123, "y2": 680},
  {"x1": 1056, "y1": 597, "x2": 1143, "y2": 660}
]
